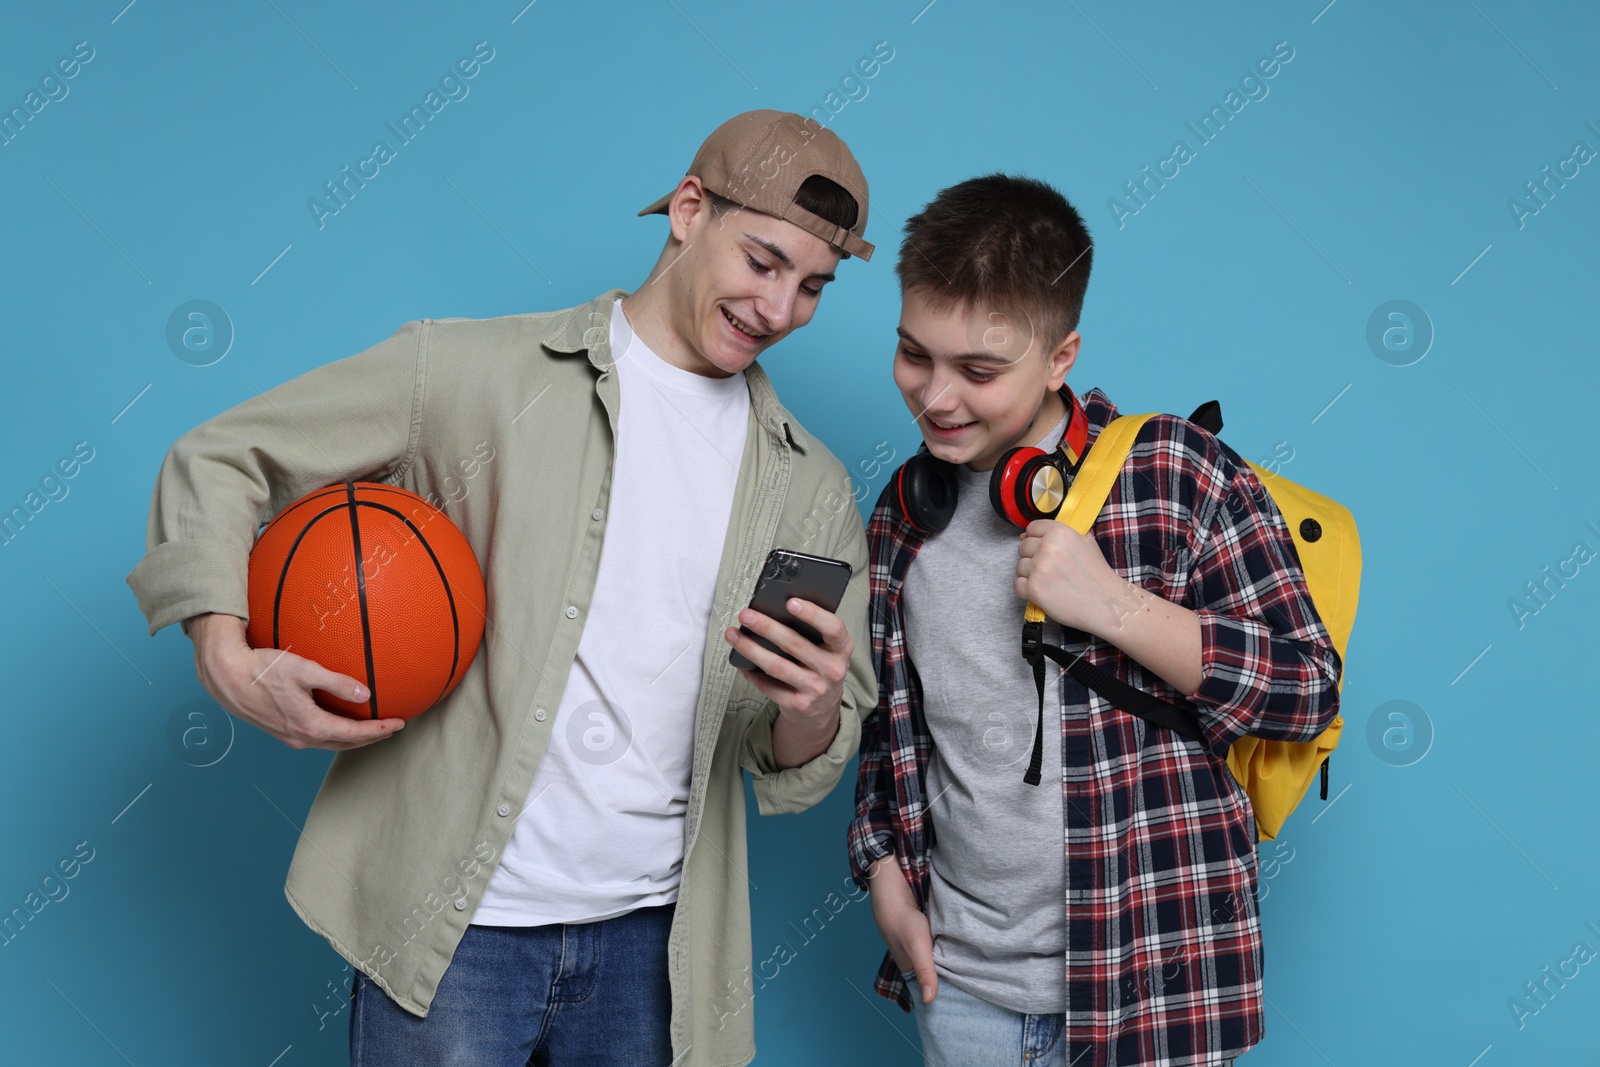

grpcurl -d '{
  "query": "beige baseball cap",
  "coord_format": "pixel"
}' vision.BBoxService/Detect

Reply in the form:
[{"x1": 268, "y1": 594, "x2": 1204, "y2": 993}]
[{"x1": 638, "y1": 109, "x2": 874, "y2": 261}]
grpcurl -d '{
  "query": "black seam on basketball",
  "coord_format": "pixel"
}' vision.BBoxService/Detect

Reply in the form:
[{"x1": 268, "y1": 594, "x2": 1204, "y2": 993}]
[
  {"x1": 267, "y1": 485, "x2": 371, "y2": 528},
  {"x1": 345, "y1": 481, "x2": 380, "y2": 720},
  {"x1": 351, "y1": 501, "x2": 463, "y2": 707},
  {"x1": 264, "y1": 483, "x2": 429, "y2": 534},
  {"x1": 272, "y1": 502, "x2": 356, "y2": 651}
]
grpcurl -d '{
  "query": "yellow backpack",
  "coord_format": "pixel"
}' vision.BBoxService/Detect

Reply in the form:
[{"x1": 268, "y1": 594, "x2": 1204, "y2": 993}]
[{"x1": 1022, "y1": 404, "x2": 1360, "y2": 841}]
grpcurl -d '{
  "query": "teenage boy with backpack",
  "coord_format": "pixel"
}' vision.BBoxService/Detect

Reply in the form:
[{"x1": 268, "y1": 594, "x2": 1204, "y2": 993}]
[
  {"x1": 126, "y1": 110, "x2": 880, "y2": 1067},
  {"x1": 847, "y1": 174, "x2": 1342, "y2": 1067}
]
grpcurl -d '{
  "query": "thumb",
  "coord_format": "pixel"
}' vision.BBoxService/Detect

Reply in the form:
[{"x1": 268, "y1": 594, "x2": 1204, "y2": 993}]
[
  {"x1": 298, "y1": 656, "x2": 369, "y2": 705},
  {"x1": 912, "y1": 950, "x2": 938, "y2": 1003}
]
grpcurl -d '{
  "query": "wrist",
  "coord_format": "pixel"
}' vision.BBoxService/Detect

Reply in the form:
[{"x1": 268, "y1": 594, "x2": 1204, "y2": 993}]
[
  {"x1": 771, "y1": 697, "x2": 843, "y2": 770},
  {"x1": 777, "y1": 700, "x2": 841, "y2": 742},
  {"x1": 1086, "y1": 573, "x2": 1141, "y2": 639},
  {"x1": 188, "y1": 613, "x2": 247, "y2": 654},
  {"x1": 868, "y1": 855, "x2": 919, "y2": 911}
]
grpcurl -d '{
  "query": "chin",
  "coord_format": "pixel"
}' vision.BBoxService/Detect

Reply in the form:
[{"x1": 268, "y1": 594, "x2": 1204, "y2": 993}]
[
  {"x1": 713, "y1": 342, "x2": 760, "y2": 374},
  {"x1": 704, "y1": 319, "x2": 765, "y2": 372},
  {"x1": 923, "y1": 435, "x2": 976, "y2": 464}
]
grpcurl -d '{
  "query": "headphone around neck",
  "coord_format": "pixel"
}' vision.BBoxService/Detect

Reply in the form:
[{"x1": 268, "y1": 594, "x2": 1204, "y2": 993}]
[{"x1": 888, "y1": 385, "x2": 1091, "y2": 535}]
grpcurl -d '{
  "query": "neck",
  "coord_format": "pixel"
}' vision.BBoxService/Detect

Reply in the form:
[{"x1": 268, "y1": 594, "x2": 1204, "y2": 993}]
[
  {"x1": 619, "y1": 259, "x2": 733, "y2": 379},
  {"x1": 1020, "y1": 388, "x2": 1069, "y2": 450}
]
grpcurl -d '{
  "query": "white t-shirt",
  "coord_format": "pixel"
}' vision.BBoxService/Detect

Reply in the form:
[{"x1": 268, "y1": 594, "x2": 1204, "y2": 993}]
[{"x1": 472, "y1": 299, "x2": 750, "y2": 926}]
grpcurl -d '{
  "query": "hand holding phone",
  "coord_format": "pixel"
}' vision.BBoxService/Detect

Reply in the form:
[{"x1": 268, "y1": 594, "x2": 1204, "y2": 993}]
[{"x1": 728, "y1": 549, "x2": 853, "y2": 674}]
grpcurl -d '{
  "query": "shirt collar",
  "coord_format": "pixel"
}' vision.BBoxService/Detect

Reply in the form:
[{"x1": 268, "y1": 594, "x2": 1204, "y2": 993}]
[{"x1": 540, "y1": 288, "x2": 808, "y2": 454}]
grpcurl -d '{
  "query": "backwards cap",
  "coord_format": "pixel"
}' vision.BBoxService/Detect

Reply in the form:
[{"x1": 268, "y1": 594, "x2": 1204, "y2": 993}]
[{"x1": 638, "y1": 109, "x2": 874, "y2": 260}]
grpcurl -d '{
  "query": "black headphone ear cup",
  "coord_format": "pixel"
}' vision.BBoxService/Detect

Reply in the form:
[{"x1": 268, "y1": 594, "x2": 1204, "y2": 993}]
[{"x1": 895, "y1": 452, "x2": 959, "y2": 533}]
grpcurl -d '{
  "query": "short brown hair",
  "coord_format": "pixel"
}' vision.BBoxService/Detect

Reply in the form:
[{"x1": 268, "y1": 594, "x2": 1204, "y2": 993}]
[{"x1": 896, "y1": 174, "x2": 1093, "y2": 351}]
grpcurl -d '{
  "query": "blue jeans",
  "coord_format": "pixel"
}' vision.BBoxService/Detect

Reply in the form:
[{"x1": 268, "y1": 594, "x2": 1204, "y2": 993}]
[
  {"x1": 350, "y1": 903, "x2": 675, "y2": 1066},
  {"x1": 906, "y1": 974, "x2": 1066, "y2": 1066},
  {"x1": 906, "y1": 974, "x2": 1234, "y2": 1067}
]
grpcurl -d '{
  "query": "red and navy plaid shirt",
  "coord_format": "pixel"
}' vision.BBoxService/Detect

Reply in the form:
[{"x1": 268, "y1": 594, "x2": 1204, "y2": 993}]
[{"x1": 847, "y1": 387, "x2": 1342, "y2": 1067}]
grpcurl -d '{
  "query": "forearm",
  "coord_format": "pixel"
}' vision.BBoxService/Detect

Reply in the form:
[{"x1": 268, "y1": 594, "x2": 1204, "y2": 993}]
[
  {"x1": 771, "y1": 700, "x2": 842, "y2": 770},
  {"x1": 1087, "y1": 575, "x2": 1204, "y2": 697},
  {"x1": 125, "y1": 321, "x2": 423, "y2": 638},
  {"x1": 184, "y1": 611, "x2": 244, "y2": 643}
]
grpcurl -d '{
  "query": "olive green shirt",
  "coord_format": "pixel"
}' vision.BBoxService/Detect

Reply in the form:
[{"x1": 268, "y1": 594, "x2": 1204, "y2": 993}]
[{"x1": 124, "y1": 289, "x2": 877, "y2": 1067}]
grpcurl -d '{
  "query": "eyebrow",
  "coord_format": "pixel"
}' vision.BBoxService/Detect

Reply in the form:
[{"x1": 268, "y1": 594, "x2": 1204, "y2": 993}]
[
  {"x1": 743, "y1": 233, "x2": 836, "y2": 284},
  {"x1": 895, "y1": 326, "x2": 1015, "y2": 366}
]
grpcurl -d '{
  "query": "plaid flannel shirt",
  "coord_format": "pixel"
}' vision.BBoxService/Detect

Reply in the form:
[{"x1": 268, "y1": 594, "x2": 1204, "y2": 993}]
[{"x1": 847, "y1": 387, "x2": 1342, "y2": 1067}]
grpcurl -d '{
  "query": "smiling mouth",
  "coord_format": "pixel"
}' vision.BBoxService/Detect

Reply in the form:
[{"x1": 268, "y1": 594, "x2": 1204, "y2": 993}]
[
  {"x1": 928, "y1": 417, "x2": 975, "y2": 431},
  {"x1": 721, "y1": 306, "x2": 768, "y2": 341}
]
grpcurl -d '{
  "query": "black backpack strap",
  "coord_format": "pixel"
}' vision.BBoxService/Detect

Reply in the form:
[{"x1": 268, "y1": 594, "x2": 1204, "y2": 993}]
[
  {"x1": 1022, "y1": 621, "x2": 1048, "y2": 785},
  {"x1": 1021, "y1": 622, "x2": 1207, "y2": 785},
  {"x1": 1046, "y1": 639, "x2": 1206, "y2": 742}
]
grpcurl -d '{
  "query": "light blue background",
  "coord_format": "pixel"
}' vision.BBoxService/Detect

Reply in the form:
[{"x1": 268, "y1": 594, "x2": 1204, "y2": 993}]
[{"x1": 2, "y1": 0, "x2": 1597, "y2": 1063}]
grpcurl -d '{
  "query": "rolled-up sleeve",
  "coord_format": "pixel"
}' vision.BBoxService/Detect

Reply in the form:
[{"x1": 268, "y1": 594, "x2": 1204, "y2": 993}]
[
  {"x1": 846, "y1": 693, "x2": 896, "y2": 892},
  {"x1": 740, "y1": 497, "x2": 875, "y2": 816},
  {"x1": 1185, "y1": 459, "x2": 1342, "y2": 758},
  {"x1": 125, "y1": 320, "x2": 426, "y2": 637}
]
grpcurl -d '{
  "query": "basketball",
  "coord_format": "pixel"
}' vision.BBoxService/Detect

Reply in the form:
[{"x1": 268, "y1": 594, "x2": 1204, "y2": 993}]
[{"x1": 246, "y1": 481, "x2": 487, "y2": 721}]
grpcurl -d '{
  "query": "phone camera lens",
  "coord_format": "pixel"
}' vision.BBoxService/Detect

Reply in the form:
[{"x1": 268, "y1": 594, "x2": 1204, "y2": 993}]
[{"x1": 762, "y1": 558, "x2": 782, "y2": 581}]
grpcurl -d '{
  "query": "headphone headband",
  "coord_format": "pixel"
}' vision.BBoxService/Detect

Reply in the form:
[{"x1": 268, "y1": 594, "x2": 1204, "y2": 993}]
[{"x1": 1058, "y1": 384, "x2": 1089, "y2": 465}]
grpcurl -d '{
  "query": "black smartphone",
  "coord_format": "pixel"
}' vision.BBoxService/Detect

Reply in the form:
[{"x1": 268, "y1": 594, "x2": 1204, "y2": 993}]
[{"x1": 728, "y1": 549, "x2": 853, "y2": 673}]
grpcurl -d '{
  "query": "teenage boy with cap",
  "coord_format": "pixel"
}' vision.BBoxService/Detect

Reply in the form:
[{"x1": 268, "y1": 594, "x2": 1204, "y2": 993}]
[
  {"x1": 126, "y1": 109, "x2": 879, "y2": 1067},
  {"x1": 847, "y1": 175, "x2": 1341, "y2": 1066}
]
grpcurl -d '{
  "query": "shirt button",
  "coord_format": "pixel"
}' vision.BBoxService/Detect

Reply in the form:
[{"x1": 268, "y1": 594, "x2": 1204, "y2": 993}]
[
  {"x1": 565, "y1": 605, "x2": 578, "y2": 619},
  {"x1": 453, "y1": 898, "x2": 466, "y2": 911},
  {"x1": 534, "y1": 708, "x2": 547, "y2": 722},
  {"x1": 497, "y1": 804, "x2": 510, "y2": 817},
  {"x1": 592, "y1": 508, "x2": 604, "y2": 521}
]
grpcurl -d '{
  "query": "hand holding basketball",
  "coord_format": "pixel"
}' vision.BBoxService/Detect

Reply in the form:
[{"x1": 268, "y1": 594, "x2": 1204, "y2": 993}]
[
  {"x1": 244, "y1": 481, "x2": 487, "y2": 722},
  {"x1": 189, "y1": 613, "x2": 406, "y2": 751},
  {"x1": 187, "y1": 480, "x2": 488, "y2": 751}
]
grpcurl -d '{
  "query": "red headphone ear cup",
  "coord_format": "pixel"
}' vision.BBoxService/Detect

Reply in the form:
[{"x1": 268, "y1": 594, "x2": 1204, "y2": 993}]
[
  {"x1": 894, "y1": 453, "x2": 959, "y2": 533},
  {"x1": 989, "y1": 447, "x2": 1041, "y2": 528},
  {"x1": 1016, "y1": 453, "x2": 1067, "y2": 522}
]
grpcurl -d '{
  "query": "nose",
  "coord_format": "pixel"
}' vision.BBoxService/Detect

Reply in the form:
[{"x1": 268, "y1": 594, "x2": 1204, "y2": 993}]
[
  {"x1": 752, "y1": 282, "x2": 796, "y2": 335},
  {"x1": 920, "y1": 362, "x2": 959, "y2": 416}
]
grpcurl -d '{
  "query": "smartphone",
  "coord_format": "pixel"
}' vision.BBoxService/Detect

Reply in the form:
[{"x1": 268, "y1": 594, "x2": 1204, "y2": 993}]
[{"x1": 728, "y1": 549, "x2": 853, "y2": 673}]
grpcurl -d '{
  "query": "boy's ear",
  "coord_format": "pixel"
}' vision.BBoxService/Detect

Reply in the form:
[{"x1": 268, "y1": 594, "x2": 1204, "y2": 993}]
[{"x1": 1046, "y1": 330, "x2": 1081, "y2": 390}]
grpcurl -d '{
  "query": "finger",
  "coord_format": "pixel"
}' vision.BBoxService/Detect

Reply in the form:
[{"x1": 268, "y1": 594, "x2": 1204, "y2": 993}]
[
  {"x1": 304, "y1": 704, "x2": 406, "y2": 748},
  {"x1": 286, "y1": 660, "x2": 406, "y2": 743},
  {"x1": 738, "y1": 662, "x2": 797, "y2": 703},
  {"x1": 785, "y1": 599, "x2": 850, "y2": 651},
  {"x1": 289, "y1": 655, "x2": 371, "y2": 706},
  {"x1": 735, "y1": 611, "x2": 821, "y2": 674},
  {"x1": 726, "y1": 627, "x2": 806, "y2": 689},
  {"x1": 913, "y1": 952, "x2": 939, "y2": 1002}
]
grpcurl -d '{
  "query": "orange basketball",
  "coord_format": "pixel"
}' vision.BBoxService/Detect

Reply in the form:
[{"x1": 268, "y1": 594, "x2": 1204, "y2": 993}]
[{"x1": 246, "y1": 481, "x2": 487, "y2": 721}]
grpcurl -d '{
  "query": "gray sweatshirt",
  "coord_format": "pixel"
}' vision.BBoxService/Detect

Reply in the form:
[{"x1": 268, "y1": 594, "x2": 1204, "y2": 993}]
[{"x1": 901, "y1": 409, "x2": 1072, "y2": 1014}]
